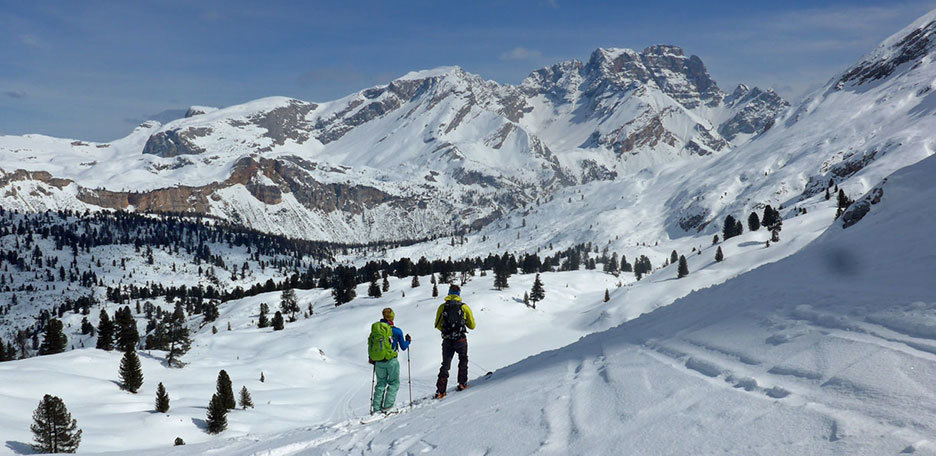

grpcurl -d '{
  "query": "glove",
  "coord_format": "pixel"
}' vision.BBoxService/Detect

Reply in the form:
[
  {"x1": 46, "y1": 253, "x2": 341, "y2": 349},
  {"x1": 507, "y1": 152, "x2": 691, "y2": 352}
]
[
  {"x1": 368, "y1": 358, "x2": 375, "y2": 365},
  {"x1": 405, "y1": 334, "x2": 412, "y2": 342}
]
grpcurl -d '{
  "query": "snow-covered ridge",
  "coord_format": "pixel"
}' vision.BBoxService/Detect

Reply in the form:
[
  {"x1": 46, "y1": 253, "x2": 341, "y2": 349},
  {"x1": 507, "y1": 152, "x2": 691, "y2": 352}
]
[
  {"x1": 837, "y1": 9, "x2": 936, "y2": 88},
  {"x1": 2, "y1": 9, "x2": 936, "y2": 251},
  {"x1": 0, "y1": 41, "x2": 789, "y2": 244}
]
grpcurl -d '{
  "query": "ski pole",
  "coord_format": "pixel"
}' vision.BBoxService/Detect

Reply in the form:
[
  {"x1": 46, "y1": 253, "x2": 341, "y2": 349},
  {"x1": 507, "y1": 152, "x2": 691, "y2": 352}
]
[
  {"x1": 370, "y1": 364, "x2": 376, "y2": 413},
  {"x1": 407, "y1": 347, "x2": 413, "y2": 408},
  {"x1": 470, "y1": 359, "x2": 493, "y2": 377}
]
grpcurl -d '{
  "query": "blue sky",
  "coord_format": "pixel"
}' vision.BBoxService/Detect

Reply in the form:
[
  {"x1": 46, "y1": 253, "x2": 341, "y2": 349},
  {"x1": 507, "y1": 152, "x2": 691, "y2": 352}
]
[{"x1": 1, "y1": 0, "x2": 933, "y2": 141}]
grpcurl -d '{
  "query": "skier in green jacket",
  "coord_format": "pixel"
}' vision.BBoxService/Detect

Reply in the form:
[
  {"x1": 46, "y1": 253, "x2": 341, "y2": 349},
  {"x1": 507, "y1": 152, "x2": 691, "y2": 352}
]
[{"x1": 368, "y1": 307, "x2": 411, "y2": 414}]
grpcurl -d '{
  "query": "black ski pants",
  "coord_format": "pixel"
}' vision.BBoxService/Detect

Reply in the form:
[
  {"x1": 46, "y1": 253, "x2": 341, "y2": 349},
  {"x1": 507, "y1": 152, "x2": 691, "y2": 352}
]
[{"x1": 436, "y1": 337, "x2": 468, "y2": 393}]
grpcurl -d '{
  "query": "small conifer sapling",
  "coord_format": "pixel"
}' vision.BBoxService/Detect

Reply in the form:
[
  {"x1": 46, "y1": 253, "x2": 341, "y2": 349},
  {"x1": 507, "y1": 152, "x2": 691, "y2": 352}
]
[
  {"x1": 155, "y1": 382, "x2": 170, "y2": 413},
  {"x1": 677, "y1": 255, "x2": 689, "y2": 279},
  {"x1": 118, "y1": 350, "x2": 144, "y2": 393},
  {"x1": 238, "y1": 386, "x2": 254, "y2": 409},
  {"x1": 205, "y1": 393, "x2": 227, "y2": 434}
]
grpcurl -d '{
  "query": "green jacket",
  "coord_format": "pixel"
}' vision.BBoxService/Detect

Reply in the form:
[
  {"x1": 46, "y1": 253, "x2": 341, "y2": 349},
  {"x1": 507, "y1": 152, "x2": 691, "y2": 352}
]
[{"x1": 434, "y1": 294, "x2": 476, "y2": 333}]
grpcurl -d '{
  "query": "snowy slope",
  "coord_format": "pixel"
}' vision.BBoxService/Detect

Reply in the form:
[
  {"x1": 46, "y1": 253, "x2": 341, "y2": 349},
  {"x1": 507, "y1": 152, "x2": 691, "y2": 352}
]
[{"x1": 61, "y1": 113, "x2": 933, "y2": 456}]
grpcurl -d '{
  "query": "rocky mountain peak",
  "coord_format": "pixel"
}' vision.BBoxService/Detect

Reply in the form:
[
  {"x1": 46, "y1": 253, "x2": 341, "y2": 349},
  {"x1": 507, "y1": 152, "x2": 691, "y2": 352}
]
[
  {"x1": 837, "y1": 11, "x2": 936, "y2": 88},
  {"x1": 726, "y1": 83, "x2": 750, "y2": 103},
  {"x1": 580, "y1": 45, "x2": 722, "y2": 109},
  {"x1": 184, "y1": 106, "x2": 218, "y2": 118},
  {"x1": 642, "y1": 44, "x2": 685, "y2": 57}
]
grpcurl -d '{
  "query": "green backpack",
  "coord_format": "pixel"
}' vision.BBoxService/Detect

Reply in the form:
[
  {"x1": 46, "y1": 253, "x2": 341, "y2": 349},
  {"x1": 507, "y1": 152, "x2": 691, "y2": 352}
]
[{"x1": 368, "y1": 321, "x2": 397, "y2": 362}]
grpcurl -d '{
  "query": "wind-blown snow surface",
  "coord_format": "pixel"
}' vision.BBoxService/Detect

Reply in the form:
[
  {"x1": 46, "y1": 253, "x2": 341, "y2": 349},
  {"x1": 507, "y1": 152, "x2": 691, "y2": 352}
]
[{"x1": 2, "y1": 153, "x2": 935, "y2": 454}]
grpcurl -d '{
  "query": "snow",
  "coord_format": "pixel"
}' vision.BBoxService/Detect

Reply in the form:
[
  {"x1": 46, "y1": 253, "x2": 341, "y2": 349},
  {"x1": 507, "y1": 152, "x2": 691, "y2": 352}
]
[
  {"x1": 18, "y1": 126, "x2": 922, "y2": 456},
  {"x1": 2, "y1": 8, "x2": 936, "y2": 455},
  {"x1": 3, "y1": 152, "x2": 935, "y2": 454},
  {"x1": 396, "y1": 66, "x2": 463, "y2": 81}
]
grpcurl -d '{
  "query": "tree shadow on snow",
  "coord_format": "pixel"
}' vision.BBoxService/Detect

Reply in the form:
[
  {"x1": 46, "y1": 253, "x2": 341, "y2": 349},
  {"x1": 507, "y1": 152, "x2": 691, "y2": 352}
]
[
  {"x1": 5, "y1": 441, "x2": 36, "y2": 455},
  {"x1": 191, "y1": 417, "x2": 209, "y2": 431},
  {"x1": 738, "y1": 241, "x2": 765, "y2": 248},
  {"x1": 138, "y1": 351, "x2": 172, "y2": 368}
]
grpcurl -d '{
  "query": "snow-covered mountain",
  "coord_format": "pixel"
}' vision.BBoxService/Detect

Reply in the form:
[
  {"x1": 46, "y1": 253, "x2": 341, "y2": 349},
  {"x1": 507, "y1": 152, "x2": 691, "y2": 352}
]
[
  {"x1": 1, "y1": 94, "x2": 933, "y2": 456},
  {"x1": 0, "y1": 45, "x2": 786, "y2": 243},
  {"x1": 1, "y1": 9, "x2": 936, "y2": 456}
]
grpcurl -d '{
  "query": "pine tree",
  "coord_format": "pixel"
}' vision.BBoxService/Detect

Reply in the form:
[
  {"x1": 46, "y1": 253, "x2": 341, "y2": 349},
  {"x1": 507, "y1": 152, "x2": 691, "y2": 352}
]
[
  {"x1": 39, "y1": 319, "x2": 67, "y2": 355},
  {"x1": 722, "y1": 215, "x2": 738, "y2": 240},
  {"x1": 761, "y1": 205, "x2": 780, "y2": 230},
  {"x1": 431, "y1": 283, "x2": 438, "y2": 297},
  {"x1": 272, "y1": 311, "x2": 284, "y2": 331},
  {"x1": 368, "y1": 279, "x2": 382, "y2": 298},
  {"x1": 530, "y1": 274, "x2": 545, "y2": 305},
  {"x1": 31, "y1": 394, "x2": 82, "y2": 453},
  {"x1": 260, "y1": 372, "x2": 265, "y2": 382},
  {"x1": 604, "y1": 252, "x2": 619, "y2": 274},
  {"x1": 381, "y1": 275, "x2": 390, "y2": 293},
  {"x1": 166, "y1": 305, "x2": 191, "y2": 368},
  {"x1": 205, "y1": 393, "x2": 227, "y2": 434},
  {"x1": 118, "y1": 350, "x2": 144, "y2": 393},
  {"x1": 203, "y1": 303, "x2": 219, "y2": 322},
  {"x1": 677, "y1": 255, "x2": 689, "y2": 279},
  {"x1": 96, "y1": 310, "x2": 114, "y2": 351},
  {"x1": 144, "y1": 320, "x2": 168, "y2": 351},
  {"x1": 835, "y1": 189, "x2": 852, "y2": 219},
  {"x1": 670, "y1": 250, "x2": 678, "y2": 265},
  {"x1": 493, "y1": 263, "x2": 509, "y2": 290},
  {"x1": 603, "y1": 289, "x2": 610, "y2": 302},
  {"x1": 155, "y1": 382, "x2": 170, "y2": 413},
  {"x1": 331, "y1": 266, "x2": 357, "y2": 306},
  {"x1": 114, "y1": 307, "x2": 139, "y2": 352},
  {"x1": 238, "y1": 386, "x2": 254, "y2": 410},
  {"x1": 411, "y1": 275, "x2": 420, "y2": 288},
  {"x1": 748, "y1": 212, "x2": 760, "y2": 231},
  {"x1": 216, "y1": 370, "x2": 236, "y2": 410},
  {"x1": 715, "y1": 246, "x2": 724, "y2": 262},
  {"x1": 280, "y1": 289, "x2": 299, "y2": 319},
  {"x1": 523, "y1": 292, "x2": 530, "y2": 307},
  {"x1": 258, "y1": 303, "x2": 270, "y2": 328}
]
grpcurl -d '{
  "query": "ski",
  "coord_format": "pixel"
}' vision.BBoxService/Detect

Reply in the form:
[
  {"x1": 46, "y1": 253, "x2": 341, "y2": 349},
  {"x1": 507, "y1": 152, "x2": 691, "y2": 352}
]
[{"x1": 360, "y1": 409, "x2": 403, "y2": 424}]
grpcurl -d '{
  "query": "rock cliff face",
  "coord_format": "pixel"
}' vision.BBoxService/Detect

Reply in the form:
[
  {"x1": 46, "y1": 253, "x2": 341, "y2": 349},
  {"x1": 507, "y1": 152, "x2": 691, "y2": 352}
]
[{"x1": 837, "y1": 19, "x2": 936, "y2": 87}]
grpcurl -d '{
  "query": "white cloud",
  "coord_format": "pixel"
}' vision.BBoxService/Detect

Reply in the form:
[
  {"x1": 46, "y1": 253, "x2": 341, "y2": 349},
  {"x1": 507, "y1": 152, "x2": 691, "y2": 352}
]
[{"x1": 499, "y1": 47, "x2": 543, "y2": 61}]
